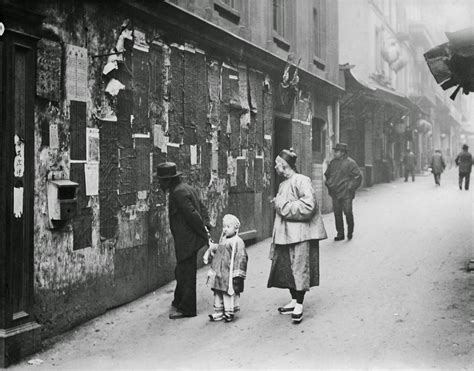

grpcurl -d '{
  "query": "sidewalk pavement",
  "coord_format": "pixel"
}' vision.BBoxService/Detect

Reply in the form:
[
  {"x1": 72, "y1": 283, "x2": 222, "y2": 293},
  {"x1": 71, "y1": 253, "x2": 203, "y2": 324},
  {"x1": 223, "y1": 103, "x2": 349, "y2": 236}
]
[{"x1": 13, "y1": 170, "x2": 473, "y2": 370}]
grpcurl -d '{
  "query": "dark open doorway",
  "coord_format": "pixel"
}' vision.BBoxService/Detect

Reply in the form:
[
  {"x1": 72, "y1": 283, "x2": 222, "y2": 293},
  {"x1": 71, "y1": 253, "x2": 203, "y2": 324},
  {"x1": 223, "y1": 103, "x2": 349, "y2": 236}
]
[{"x1": 273, "y1": 114, "x2": 292, "y2": 195}]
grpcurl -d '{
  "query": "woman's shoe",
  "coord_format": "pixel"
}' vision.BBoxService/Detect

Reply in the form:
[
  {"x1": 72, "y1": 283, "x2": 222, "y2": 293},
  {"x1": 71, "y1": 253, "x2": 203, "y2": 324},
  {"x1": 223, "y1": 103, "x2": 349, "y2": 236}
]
[
  {"x1": 224, "y1": 313, "x2": 234, "y2": 322},
  {"x1": 291, "y1": 312, "x2": 303, "y2": 323},
  {"x1": 278, "y1": 306, "x2": 295, "y2": 314}
]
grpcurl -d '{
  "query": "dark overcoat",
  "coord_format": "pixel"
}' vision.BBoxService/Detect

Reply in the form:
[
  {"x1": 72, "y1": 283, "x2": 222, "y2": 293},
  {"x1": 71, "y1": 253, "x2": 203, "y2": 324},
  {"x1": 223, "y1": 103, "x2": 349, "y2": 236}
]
[
  {"x1": 455, "y1": 151, "x2": 473, "y2": 173},
  {"x1": 169, "y1": 182, "x2": 210, "y2": 262},
  {"x1": 324, "y1": 156, "x2": 362, "y2": 200},
  {"x1": 403, "y1": 152, "x2": 416, "y2": 170},
  {"x1": 430, "y1": 152, "x2": 446, "y2": 174}
]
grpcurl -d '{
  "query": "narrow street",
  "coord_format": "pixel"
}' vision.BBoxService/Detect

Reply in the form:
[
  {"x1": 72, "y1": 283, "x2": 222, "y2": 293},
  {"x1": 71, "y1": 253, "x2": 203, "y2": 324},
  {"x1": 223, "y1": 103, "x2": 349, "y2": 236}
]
[{"x1": 15, "y1": 170, "x2": 473, "y2": 370}]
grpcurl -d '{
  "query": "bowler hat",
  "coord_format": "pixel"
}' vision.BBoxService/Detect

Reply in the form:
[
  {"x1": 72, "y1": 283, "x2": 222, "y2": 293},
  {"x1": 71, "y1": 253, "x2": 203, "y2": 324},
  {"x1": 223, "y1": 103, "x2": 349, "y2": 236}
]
[
  {"x1": 156, "y1": 162, "x2": 182, "y2": 179},
  {"x1": 333, "y1": 143, "x2": 348, "y2": 151}
]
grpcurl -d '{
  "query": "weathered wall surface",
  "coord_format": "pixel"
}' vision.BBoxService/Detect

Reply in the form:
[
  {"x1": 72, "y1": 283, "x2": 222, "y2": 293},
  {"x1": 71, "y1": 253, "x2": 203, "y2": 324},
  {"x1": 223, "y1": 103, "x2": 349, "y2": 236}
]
[{"x1": 32, "y1": 1, "x2": 275, "y2": 338}]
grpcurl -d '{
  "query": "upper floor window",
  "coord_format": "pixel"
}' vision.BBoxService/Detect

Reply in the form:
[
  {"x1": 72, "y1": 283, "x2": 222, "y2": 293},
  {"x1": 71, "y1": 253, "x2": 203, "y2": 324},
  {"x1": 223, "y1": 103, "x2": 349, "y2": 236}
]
[
  {"x1": 214, "y1": 0, "x2": 240, "y2": 23},
  {"x1": 313, "y1": 8, "x2": 321, "y2": 57},
  {"x1": 375, "y1": 27, "x2": 384, "y2": 73},
  {"x1": 273, "y1": 0, "x2": 286, "y2": 37}
]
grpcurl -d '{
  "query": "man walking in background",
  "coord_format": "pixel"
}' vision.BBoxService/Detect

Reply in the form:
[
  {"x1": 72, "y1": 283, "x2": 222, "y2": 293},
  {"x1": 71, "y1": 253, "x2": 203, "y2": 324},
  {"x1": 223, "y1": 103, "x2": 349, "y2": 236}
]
[
  {"x1": 325, "y1": 143, "x2": 362, "y2": 241},
  {"x1": 403, "y1": 148, "x2": 417, "y2": 182},
  {"x1": 157, "y1": 162, "x2": 211, "y2": 319},
  {"x1": 455, "y1": 144, "x2": 473, "y2": 190},
  {"x1": 430, "y1": 149, "x2": 446, "y2": 186}
]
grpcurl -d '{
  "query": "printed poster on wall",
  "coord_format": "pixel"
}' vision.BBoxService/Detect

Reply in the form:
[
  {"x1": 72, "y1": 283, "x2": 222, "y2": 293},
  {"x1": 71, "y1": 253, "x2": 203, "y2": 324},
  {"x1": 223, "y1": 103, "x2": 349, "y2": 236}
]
[
  {"x1": 65, "y1": 44, "x2": 88, "y2": 101},
  {"x1": 84, "y1": 163, "x2": 99, "y2": 196},
  {"x1": 49, "y1": 123, "x2": 59, "y2": 149},
  {"x1": 86, "y1": 128, "x2": 100, "y2": 163},
  {"x1": 190, "y1": 145, "x2": 198, "y2": 165},
  {"x1": 13, "y1": 135, "x2": 24, "y2": 218}
]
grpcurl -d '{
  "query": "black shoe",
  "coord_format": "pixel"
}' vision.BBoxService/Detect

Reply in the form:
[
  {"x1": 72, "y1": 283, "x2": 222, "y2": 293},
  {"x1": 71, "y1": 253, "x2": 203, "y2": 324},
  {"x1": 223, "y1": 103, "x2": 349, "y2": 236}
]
[
  {"x1": 169, "y1": 311, "x2": 196, "y2": 319},
  {"x1": 347, "y1": 233, "x2": 353, "y2": 240},
  {"x1": 291, "y1": 312, "x2": 303, "y2": 323},
  {"x1": 224, "y1": 313, "x2": 234, "y2": 322},
  {"x1": 334, "y1": 235, "x2": 345, "y2": 241},
  {"x1": 278, "y1": 306, "x2": 295, "y2": 314}
]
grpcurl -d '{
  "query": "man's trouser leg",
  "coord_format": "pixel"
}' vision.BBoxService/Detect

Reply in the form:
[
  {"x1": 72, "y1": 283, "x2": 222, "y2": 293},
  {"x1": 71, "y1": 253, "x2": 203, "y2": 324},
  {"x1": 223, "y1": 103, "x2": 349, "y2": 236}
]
[
  {"x1": 174, "y1": 252, "x2": 197, "y2": 315},
  {"x1": 404, "y1": 169, "x2": 408, "y2": 181},
  {"x1": 411, "y1": 169, "x2": 415, "y2": 182},
  {"x1": 465, "y1": 173, "x2": 471, "y2": 190},
  {"x1": 332, "y1": 197, "x2": 344, "y2": 237},
  {"x1": 434, "y1": 173, "x2": 440, "y2": 185},
  {"x1": 342, "y1": 198, "x2": 354, "y2": 237},
  {"x1": 459, "y1": 173, "x2": 465, "y2": 189}
]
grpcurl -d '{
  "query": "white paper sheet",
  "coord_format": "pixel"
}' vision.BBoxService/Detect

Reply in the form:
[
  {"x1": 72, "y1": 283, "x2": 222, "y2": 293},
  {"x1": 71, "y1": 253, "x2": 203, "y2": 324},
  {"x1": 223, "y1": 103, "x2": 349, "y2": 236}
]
[
  {"x1": 50, "y1": 124, "x2": 59, "y2": 149},
  {"x1": 85, "y1": 163, "x2": 99, "y2": 196}
]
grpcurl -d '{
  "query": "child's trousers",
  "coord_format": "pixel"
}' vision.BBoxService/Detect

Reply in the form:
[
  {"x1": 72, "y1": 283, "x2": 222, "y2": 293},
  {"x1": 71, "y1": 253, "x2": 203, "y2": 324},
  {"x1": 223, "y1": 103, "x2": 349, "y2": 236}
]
[{"x1": 213, "y1": 290, "x2": 240, "y2": 315}]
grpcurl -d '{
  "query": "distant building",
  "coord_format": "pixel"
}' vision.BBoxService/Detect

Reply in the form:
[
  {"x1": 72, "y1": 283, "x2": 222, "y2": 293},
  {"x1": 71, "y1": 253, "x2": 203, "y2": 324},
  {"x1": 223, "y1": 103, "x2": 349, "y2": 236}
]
[
  {"x1": 338, "y1": 0, "x2": 420, "y2": 185},
  {"x1": 338, "y1": 0, "x2": 469, "y2": 182}
]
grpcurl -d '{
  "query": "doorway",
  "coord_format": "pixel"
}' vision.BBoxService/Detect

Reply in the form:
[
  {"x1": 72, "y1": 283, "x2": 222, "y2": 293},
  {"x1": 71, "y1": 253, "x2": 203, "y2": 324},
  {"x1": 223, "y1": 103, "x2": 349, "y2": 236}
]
[
  {"x1": 273, "y1": 114, "x2": 292, "y2": 195},
  {"x1": 1, "y1": 29, "x2": 36, "y2": 324}
]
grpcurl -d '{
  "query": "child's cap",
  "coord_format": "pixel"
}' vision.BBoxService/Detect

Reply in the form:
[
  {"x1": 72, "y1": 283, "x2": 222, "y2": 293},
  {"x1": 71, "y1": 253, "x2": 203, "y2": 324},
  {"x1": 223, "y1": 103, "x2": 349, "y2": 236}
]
[{"x1": 223, "y1": 214, "x2": 240, "y2": 230}]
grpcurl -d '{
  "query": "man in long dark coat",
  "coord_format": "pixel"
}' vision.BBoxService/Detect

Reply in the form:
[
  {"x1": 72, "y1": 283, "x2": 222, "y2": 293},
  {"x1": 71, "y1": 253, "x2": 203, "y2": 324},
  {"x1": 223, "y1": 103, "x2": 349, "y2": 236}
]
[
  {"x1": 430, "y1": 149, "x2": 446, "y2": 186},
  {"x1": 324, "y1": 143, "x2": 362, "y2": 241},
  {"x1": 403, "y1": 149, "x2": 417, "y2": 182},
  {"x1": 455, "y1": 144, "x2": 473, "y2": 190},
  {"x1": 157, "y1": 162, "x2": 210, "y2": 319}
]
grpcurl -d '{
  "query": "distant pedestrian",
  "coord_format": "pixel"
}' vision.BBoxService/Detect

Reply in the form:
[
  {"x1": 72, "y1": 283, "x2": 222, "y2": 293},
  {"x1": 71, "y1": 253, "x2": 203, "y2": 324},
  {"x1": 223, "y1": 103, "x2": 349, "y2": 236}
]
[
  {"x1": 324, "y1": 143, "x2": 362, "y2": 241},
  {"x1": 403, "y1": 149, "x2": 417, "y2": 182},
  {"x1": 268, "y1": 148, "x2": 327, "y2": 324},
  {"x1": 203, "y1": 214, "x2": 248, "y2": 323},
  {"x1": 430, "y1": 149, "x2": 446, "y2": 186},
  {"x1": 455, "y1": 144, "x2": 473, "y2": 190},
  {"x1": 157, "y1": 162, "x2": 211, "y2": 319}
]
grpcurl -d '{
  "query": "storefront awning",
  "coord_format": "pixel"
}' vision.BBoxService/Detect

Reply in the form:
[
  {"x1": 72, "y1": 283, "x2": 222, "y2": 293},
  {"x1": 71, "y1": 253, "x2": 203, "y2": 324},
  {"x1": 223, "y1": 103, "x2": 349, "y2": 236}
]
[{"x1": 342, "y1": 67, "x2": 424, "y2": 114}]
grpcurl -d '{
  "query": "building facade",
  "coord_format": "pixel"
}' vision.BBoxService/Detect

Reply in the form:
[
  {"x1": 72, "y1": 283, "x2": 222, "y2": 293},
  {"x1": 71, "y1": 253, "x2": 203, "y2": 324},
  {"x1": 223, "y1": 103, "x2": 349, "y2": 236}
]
[
  {"x1": 338, "y1": 0, "x2": 419, "y2": 186},
  {"x1": 0, "y1": 0, "x2": 343, "y2": 365},
  {"x1": 338, "y1": 0, "x2": 469, "y2": 184}
]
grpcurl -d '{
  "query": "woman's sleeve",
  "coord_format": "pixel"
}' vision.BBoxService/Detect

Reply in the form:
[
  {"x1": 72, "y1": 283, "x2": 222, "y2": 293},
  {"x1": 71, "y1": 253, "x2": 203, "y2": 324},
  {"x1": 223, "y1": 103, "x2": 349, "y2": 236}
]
[{"x1": 274, "y1": 177, "x2": 315, "y2": 221}]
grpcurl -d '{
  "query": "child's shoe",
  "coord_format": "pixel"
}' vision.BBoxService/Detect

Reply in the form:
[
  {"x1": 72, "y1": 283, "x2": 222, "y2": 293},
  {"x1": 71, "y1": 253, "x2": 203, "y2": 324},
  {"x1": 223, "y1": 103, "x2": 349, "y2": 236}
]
[
  {"x1": 208, "y1": 313, "x2": 223, "y2": 321},
  {"x1": 223, "y1": 313, "x2": 234, "y2": 322}
]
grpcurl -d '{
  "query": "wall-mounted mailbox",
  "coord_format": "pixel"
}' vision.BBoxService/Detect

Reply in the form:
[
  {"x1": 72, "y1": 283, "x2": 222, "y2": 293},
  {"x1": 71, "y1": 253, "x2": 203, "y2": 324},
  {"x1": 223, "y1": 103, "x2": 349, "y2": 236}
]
[{"x1": 47, "y1": 180, "x2": 79, "y2": 228}]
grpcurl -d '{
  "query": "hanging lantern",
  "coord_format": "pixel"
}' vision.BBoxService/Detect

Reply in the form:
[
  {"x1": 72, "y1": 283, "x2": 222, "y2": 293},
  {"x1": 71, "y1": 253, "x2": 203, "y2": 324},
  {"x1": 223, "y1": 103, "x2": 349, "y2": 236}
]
[
  {"x1": 381, "y1": 37, "x2": 400, "y2": 64},
  {"x1": 416, "y1": 119, "x2": 432, "y2": 134}
]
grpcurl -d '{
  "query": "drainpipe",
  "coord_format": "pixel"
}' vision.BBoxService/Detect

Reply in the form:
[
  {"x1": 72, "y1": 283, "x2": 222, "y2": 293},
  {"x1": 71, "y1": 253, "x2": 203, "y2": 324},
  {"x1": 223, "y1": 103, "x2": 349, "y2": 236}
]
[{"x1": 335, "y1": 100, "x2": 340, "y2": 144}]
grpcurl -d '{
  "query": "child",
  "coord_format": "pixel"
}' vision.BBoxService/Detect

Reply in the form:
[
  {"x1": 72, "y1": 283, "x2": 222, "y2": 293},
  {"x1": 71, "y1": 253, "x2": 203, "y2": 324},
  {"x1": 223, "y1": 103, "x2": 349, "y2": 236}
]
[{"x1": 203, "y1": 214, "x2": 248, "y2": 322}]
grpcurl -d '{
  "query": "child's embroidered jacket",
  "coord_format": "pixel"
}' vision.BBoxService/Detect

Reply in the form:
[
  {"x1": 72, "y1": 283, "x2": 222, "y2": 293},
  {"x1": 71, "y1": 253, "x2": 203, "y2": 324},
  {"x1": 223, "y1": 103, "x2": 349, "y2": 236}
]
[{"x1": 208, "y1": 235, "x2": 247, "y2": 294}]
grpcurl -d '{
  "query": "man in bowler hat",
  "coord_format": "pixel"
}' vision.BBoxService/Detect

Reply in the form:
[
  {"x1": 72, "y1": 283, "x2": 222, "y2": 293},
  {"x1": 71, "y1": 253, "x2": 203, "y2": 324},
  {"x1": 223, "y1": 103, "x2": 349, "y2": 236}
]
[
  {"x1": 324, "y1": 143, "x2": 362, "y2": 241},
  {"x1": 156, "y1": 162, "x2": 211, "y2": 319}
]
